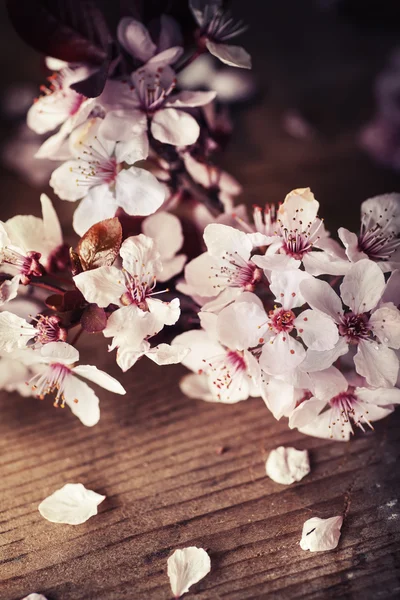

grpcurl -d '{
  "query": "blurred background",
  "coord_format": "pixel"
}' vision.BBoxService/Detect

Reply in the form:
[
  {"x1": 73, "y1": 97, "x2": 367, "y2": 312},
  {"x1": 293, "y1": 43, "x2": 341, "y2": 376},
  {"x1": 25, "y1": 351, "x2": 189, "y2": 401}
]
[{"x1": 1, "y1": 0, "x2": 400, "y2": 235}]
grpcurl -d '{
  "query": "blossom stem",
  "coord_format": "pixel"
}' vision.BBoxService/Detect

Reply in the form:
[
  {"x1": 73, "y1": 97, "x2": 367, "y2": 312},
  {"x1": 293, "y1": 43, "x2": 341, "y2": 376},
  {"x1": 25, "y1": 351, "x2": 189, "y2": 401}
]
[
  {"x1": 70, "y1": 326, "x2": 84, "y2": 347},
  {"x1": 29, "y1": 280, "x2": 65, "y2": 293}
]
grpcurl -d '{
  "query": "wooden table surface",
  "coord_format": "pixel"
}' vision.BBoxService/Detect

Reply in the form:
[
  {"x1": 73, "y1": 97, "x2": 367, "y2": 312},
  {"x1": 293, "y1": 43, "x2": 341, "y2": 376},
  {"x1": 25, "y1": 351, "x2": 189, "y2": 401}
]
[{"x1": 1, "y1": 2, "x2": 400, "y2": 599}]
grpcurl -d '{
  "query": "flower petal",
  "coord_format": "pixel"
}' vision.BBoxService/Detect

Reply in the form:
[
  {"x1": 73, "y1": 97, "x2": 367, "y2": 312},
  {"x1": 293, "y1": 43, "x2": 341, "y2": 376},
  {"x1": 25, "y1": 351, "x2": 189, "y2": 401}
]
[
  {"x1": 354, "y1": 340, "x2": 399, "y2": 388},
  {"x1": 265, "y1": 446, "x2": 310, "y2": 485},
  {"x1": 63, "y1": 376, "x2": 100, "y2": 427},
  {"x1": 151, "y1": 108, "x2": 200, "y2": 145},
  {"x1": 252, "y1": 253, "x2": 301, "y2": 272},
  {"x1": 338, "y1": 227, "x2": 367, "y2": 262},
  {"x1": 115, "y1": 167, "x2": 165, "y2": 216},
  {"x1": 217, "y1": 295, "x2": 268, "y2": 350},
  {"x1": 288, "y1": 397, "x2": 325, "y2": 429},
  {"x1": 146, "y1": 343, "x2": 189, "y2": 365},
  {"x1": 142, "y1": 212, "x2": 184, "y2": 259},
  {"x1": 147, "y1": 297, "x2": 181, "y2": 328},
  {"x1": 340, "y1": 259, "x2": 385, "y2": 313},
  {"x1": 166, "y1": 90, "x2": 216, "y2": 108},
  {"x1": 355, "y1": 386, "x2": 400, "y2": 406},
  {"x1": 117, "y1": 18, "x2": 156, "y2": 62},
  {"x1": 300, "y1": 278, "x2": 343, "y2": 322},
  {"x1": 300, "y1": 337, "x2": 349, "y2": 373},
  {"x1": 0, "y1": 312, "x2": 36, "y2": 352},
  {"x1": 38, "y1": 483, "x2": 105, "y2": 524},
  {"x1": 295, "y1": 309, "x2": 339, "y2": 351},
  {"x1": 278, "y1": 188, "x2": 319, "y2": 227},
  {"x1": 205, "y1": 40, "x2": 251, "y2": 69},
  {"x1": 204, "y1": 223, "x2": 252, "y2": 260},
  {"x1": 260, "y1": 333, "x2": 306, "y2": 376},
  {"x1": 50, "y1": 160, "x2": 85, "y2": 201},
  {"x1": 369, "y1": 303, "x2": 400, "y2": 349},
  {"x1": 167, "y1": 546, "x2": 211, "y2": 598},
  {"x1": 179, "y1": 372, "x2": 214, "y2": 402},
  {"x1": 270, "y1": 270, "x2": 312, "y2": 309},
  {"x1": 39, "y1": 341, "x2": 79, "y2": 365},
  {"x1": 72, "y1": 188, "x2": 119, "y2": 236},
  {"x1": 0, "y1": 276, "x2": 20, "y2": 307},
  {"x1": 300, "y1": 516, "x2": 343, "y2": 552},
  {"x1": 74, "y1": 266, "x2": 126, "y2": 307},
  {"x1": 72, "y1": 365, "x2": 126, "y2": 394},
  {"x1": 21, "y1": 594, "x2": 48, "y2": 600},
  {"x1": 172, "y1": 329, "x2": 224, "y2": 373},
  {"x1": 40, "y1": 193, "x2": 63, "y2": 249},
  {"x1": 261, "y1": 377, "x2": 296, "y2": 420}
]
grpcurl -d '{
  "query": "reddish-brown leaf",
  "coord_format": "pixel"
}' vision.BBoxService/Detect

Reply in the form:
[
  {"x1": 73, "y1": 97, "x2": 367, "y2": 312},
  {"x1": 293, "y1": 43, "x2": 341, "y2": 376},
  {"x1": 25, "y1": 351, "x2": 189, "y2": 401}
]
[{"x1": 76, "y1": 217, "x2": 122, "y2": 271}]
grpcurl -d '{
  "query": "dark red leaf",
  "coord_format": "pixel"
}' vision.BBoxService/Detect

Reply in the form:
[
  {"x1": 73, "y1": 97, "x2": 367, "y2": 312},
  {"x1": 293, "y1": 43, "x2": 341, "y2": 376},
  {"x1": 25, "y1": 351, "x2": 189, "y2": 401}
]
[{"x1": 76, "y1": 217, "x2": 122, "y2": 270}]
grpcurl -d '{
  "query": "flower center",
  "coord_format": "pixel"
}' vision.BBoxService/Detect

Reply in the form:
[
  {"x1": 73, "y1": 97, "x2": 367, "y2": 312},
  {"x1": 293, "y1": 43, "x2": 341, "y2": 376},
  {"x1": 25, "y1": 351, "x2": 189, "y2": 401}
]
[
  {"x1": 1, "y1": 248, "x2": 43, "y2": 284},
  {"x1": 29, "y1": 363, "x2": 72, "y2": 407},
  {"x1": 133, "y1": 68, "x2": 176, "y2": 113},
  {"x1": 74, "y1": 137, "x2": 120, "y2": 188},
  {"x1": 358, "y1": 222, "x2": 400, "y2": 261},
  {"x1": 34, "y1": 315, "x2": 67, "y2": 345},
  {"x1": 269, "y1": 307, "x2": 296, "y2": 333},
  {"x1": 120, "y1": 270, "x2": 157, "y2": 308},
  {"x1": 201, "y1": 8, "x2": 247, "y2": 42},
  {"x1": 328, "y1": 388, "x2": 372, "y2": 438},
  {"x1": 211, "y1": 251, "x2": 262, "y2": 291},
  {"x1": 338, "y1": 312, "x2": 370, "y2": 344},
  {"x1": 199, "y1": 349, "x2": 247, "y2": 401}
]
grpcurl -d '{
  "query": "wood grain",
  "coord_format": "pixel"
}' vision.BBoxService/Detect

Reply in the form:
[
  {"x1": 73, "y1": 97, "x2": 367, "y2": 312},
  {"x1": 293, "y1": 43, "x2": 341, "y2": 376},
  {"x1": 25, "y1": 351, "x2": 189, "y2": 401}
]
[{"x1": 1, "y1": 1, "x2": 400, "y2": 599}]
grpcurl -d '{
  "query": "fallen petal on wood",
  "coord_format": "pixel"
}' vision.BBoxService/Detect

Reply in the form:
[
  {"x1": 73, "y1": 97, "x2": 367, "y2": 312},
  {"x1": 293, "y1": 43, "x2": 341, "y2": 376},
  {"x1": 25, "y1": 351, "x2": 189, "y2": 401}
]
[
  {"x1": 167, "y1": 546, "x2": 211, "y2": 598},
  {"x1": 266, "y1": 446, "x2": 310, "y2": 485},
  {"x1": 300, "y1": 516, "x2": 343, "y2": 552},
  {"x1": 38, "y1": 483, "x2": 105, "y2": 525}
]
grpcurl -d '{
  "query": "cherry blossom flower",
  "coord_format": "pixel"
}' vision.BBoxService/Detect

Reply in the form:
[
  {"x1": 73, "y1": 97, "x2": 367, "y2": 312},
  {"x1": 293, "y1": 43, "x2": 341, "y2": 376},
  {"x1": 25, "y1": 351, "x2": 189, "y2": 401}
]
[
  {"x1": 300, "y1": 516, "x2": 343, "y2": 552},
  {"x1": 27, "y1": 66, "x2": 97, "y2": 160},
  {"x1": 0, "y1": 311, "x2": 66, "y2": 352},
  {"x1": 38, "y1": 483, "x2": 105, "y2": 525},
  {"x1": 142, "y1": 212, "x2": 186, "y2": 282},
  {"x1": 179, "y1": 223, "x2": 262, "y2": 311},
  {"x1": 173, "y1": 308, "x2": 260, "y2": 403},
  {"x1": 252, "y1": 188, "x2": 346, "y2": 275},
  {"x1": 167, "y1": 547, "x2": 211, "y2": 598},
  {"x1": 189, "y1": 0, "x2": 251, "y2": 69},
  {"x1": 288, "y1": 366, "x2": 400, "y2": 441},
  {"x1": 300, "y1": 260, "x2": 400, "y2": 387},
  {"x1": 338, "y1": 194, "x2": 400, "y2": 272},
  {"x1": 99, "y1": 65, "x2": 216, "y2": 152},
  {"x1": 27, "y1": 342, "x2": 126, "y2": 426},
  {"x1": 50, "y1": 118, "x2": 165, "y2": 235},
  {"x1": 265, "y1": 446, "x2": 310, "y2": 485},
  {"x1": 117, "y1": 16, "x2": 183, "y2": 68},
  {"x1": 74, "y1": 235, "x2": 184, "y2": 371}
]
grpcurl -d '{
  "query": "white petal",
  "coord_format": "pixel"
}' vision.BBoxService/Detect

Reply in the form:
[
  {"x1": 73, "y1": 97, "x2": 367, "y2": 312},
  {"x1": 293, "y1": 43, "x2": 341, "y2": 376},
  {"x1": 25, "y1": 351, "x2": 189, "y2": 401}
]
[
  {"x1": 205, "y1": 40, "x2": 251, "y2": 69},
  {"x1": 340, "y1": 259, "x2": 385, "y2": 313},
  {"x1": 370, "y1": 303, "x2": 400, "y2": 348},
  {"x1": 117, "y1": 18, "x2": 156, "y2": 62},
  {"x1": 166, "y1": 90, "x2": 216, "y2": 108},
  {"x1": 115, "y1": 167, "x2": 165, "y2": 216},
  {"x1": 260, "y1": 333, "x2": 306, "y2": 376},
  {"x1": 278, "y1": 188, "x2": 319, "y2": 228},
  {"x1": 355, "y1": 386, "x2": 400, "y2": 406},
  {"x1": 354, "y1": 341, "x2": 399, "y2": 388},
  {"x1": 0, "y1": 276, "x2": 20, "y2": 307},
  {"x1": 63, "y1": 376, "x2": 100, "y2": 427},
  {"x1": 300, "y1": 516, "x2": 343, "y2": 552},
  {"x1": 300, "y1": 278, "x2": 343, "y2": 322},
  {"x1": 115, "y1": 129, "x2": 149, "y2": 163},
  {"x1": 39, "y1": 342, "x2": 79, "y2": 365},
  {"x1": 200, "y1": 287, "x2": 241, "y2": 312},
  {"x1": 270, "y1": 270, "x2": 312, "y2": 309},
  {"x1": 99, "y1": 109, "x2": 146, "y2": 143},
  {"x1": 288, "y1": 397, "x2": 325, "y2": 429},
  {"x1": 204, "y1": 223, "x2": 252, "y2": 260},
  {"x1": 302, "y1": 250, "x2": 350, "y2": 276},
  {"x1": 38, "y1": 483, "x2": 105, "y2": 525},
  {"x1": 310, "y1": 366, "x2": 348, "y2": 401},
  {"x1": 120, "y1": 234, "x2": 161, "y2": 277},
  {"x1": 184, "y1": 252, "x2": 220, "y2": 297},
  {"x1": 40, "y1": 194, "x2": 63, "y2": 249},
  {"x1": 180, "y1": 372, "x2": 214, "y2": 402},
  {"x1": 50, "y1": 160, "x2": 85, "y2": 201},
  {"x1": 217, "y1": 296, "x2": 268, "y2": 350},
  {"x1": 252, "y1": 253, "x2": 301, "y2": 272},
  {"x1": 172, "y1": 329, "x2": 224, "y2": 373},
  {"x1": 103, "y1": 305, "x2": 157, "y2": 353},
  {"x1": 265, "y1": 446, "x2": 310, "y2": 485},
  {"x1": 295, "y1": 309, "x2": 339, "y2": 351},
  {"x1": 72, "y1": 365, "x2": 126, "y2": 394},
  {"x1": 151, "y1": 108, "x2": 200, "y2": 145},
  {"x1": 74, "y1": 267, "x2": 126, "y2": 307},
  {"x1": 361, "y1": 193, "x2": 400, "y2": 234},
  {"x1": 146, "y1": 343, "x2": 189, "y2": 365},
  {"x1": 72, "y1": 188, "x2": 119, "y2": 236},
  {"x1": 261, "y1": 377, "x2": 296, "y2": 420},
  {"x1": 147, "y1": 297, "x2": 181, "y2": 328},
  {"x1": 167, "y1": 547, "x2": 211, "y2": 598},
  {"x1": 338, "y1": 227, "x2": 367, "y2": 262},
  {"x1": 21, "y1": 594, "x2": 48, "y2": 600},
  {"x1": 142, "y1": 212, "x2": 183, "y2": 259},
  {"x1": 157, "y1": 254, "x2": 187, "y2": 282},
  {"x1": 147, "y1": 46, "x2": 184, "y2": 68},
  {"x1": 300, "y1": 337, "x2": 349, "y2": 373},
  {"x1": 0, "y1": 312, "x2": 36, "y2": 352},
  {"x1": 382, "y1": 270, "x2": 400, "y2": 305}
]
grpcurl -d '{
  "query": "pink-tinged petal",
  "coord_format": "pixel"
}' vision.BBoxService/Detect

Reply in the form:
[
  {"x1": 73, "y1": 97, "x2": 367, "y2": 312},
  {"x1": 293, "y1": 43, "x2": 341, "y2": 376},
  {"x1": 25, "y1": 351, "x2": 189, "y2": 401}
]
[
  {"x1": 172, "y1": 329, "x2": 224, "y2": 374},
  {"x1": 370, "y1": 303, "x2": 400, "y2": 348},
  {"x1": 147, "y1": 45, "x2": 183, "y2": 67},
  {"x1": 117, "y1": 18, "x2": 156, "y2": 62},
  {"x1": 355, "y1": 386, "x2": 400, "y2": 406},
  {"x1": 261, "y1": 377, "x2": 296, "y2": 420},
  {"x1": 217, "y1": 297, "x2": 268, "y2": 350},
  {"x1": 72, "y1": 188, "x2": 119, "y2": 236},
  {"x1": 300, "y1": 278, "x2": 343, "y2": 322},
  {"x1": 201, "y1": 287, "x2": 242, "y2": 313},
  {"x1": 158, "y1": 255, "x2": 187, "y2": 282},
  {"x1": 120, "y1": 234, "x2": 161, "y2": 277},
  {"x1": 184, "y1": 252, "x2": 220, "y2": 297},
  {"x1": 199, "y1": 311, "x2": 218, "y2": 340},
  {"x1": 340, "y1": 259, "x2": 385, "y2": 313},
  {"x1": 104, "y1": 305, "x2": 156, "y2": 352},
  {"x1": 115, "y1": 129, "x2": 149, "y2": 163},
  {"x1": 299, "y1": 408, "x2": 352, "y2": 441},
  {"x1": 63, "y1": 376, "x2": 100, "y2": 427},
  {"x1": 211, "y1": 67, "x2": 256, "y2": 103},
  {"x1": 300, "y1": 338, "x2": 349, "y2": 373},
  {"x1": 179, "y1": 372, "x2": 213, "y2": 402},
  {"x1": 362, "y1": 194, "x2": 400, "y2": 235},
  {"x1": 27, "y1": 96, "x2": 69, "y2": 135},
  {"x1": 71, "y1": 365, "x2": 126, "y2": 394},
  {"x1": 99, "y1": 109, "x2": 145, "y2": 142},
  {"x1": 115, "y1": 167, "x2": 165, "y2": 216},
  {"x1": 34, "y1": 120, "x2": 74, "y2": 160},
  {"x1": 270, "y1": 270, "x2": 312, "y2": 309},
  {"x1": 260, "y1": 333, "x2": 306, "y2": 376},
  {"x1": 189, "y1": 0, "x2": 222, "y2": 26},
  {"x1": 265, "y1": 446, "x2": 310, "y2": 485},
  {"x1": 40, "y1": 193, "x2": 63, "y2": 249},
  {"x1": 167, "y1": 546, "x2": 211, "y2": 598},
  {"x1": 115, "y1": 343, "x2": 148, "y2": 372},
  {"x1": 278, "y1": 188, "x2": 319, "y2": 227},
  {"x1": 205, "y1": 40, "x2": 251, "y2": 69},
  {"x1": 74, "y1": 266, "x2": 125, "y2": 307},
  {"x1": 0, "y1": 276, "x2": 20, "y2": 306},
  {"x1": 142, "y1": 212, "x2": 184, "y2": 259},
  {"x1": 146, "y1": 343, "x2": 189, "y2": 365},
  {"x1": 252, "y1": 253, "x2": 301, "y2": 272},
  {"x1": 151, "y1": 108, "x2": 200, "y2": 146},
  {"x1": 204, "y1": 223, "x2": 252, "y2": 260},
  {"x1": 288, "y1": 397, "x2": 325, "y2": 429},
  {"x1": 147, "y1": 297, "x2": 181, "y2": 328},
  {"x1": 310, "y1": 366, "x2": 348, "y2": 402},
  {"x1": 354, "y1": 340, "x2": 399, "y2": 388},
  {"x1": 302, "y1": 250, "x2": 351, "y2": 276},
  {"x1": 300, "y1": 516, "x2": 343, "y2": 552},
  {"x1": 338, "y1": 227, "x2": 367, "y2": 262},
  {"x1": 39, "y1": 341, "x2": 79, "y2": 365},
  {"x1": 166, "y1": 90, "x2": 217, "y2": 108},
  {"x1": 382, "y1": 270, "x2": 400, "y2": 305},
  {"x1": 295, "y1": 309, "x2": 339, "y2": 351},
  {"x1": 0, "y1": 312, "x2": 36, "y2": 352},
  {"x1": 50, "y1": 160, "x2": 85, "y2": 201},
  {"x1": 38, "y1": 483, "x2": 104, "y2": 524}
]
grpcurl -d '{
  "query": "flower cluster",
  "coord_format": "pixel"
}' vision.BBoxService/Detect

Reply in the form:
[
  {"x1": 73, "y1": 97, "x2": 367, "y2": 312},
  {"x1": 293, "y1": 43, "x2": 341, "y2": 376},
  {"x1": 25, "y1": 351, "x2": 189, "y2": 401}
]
[{"x1": 1, "y1": 0, "x2": 399, "y2": 442}]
